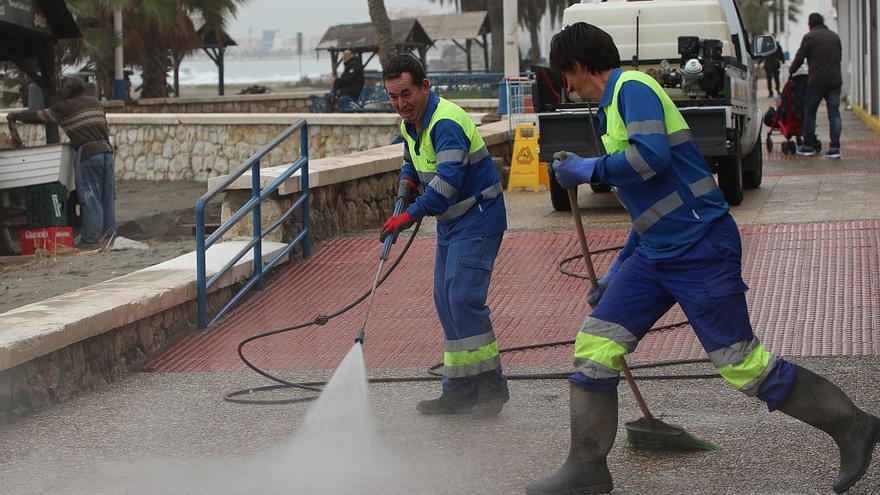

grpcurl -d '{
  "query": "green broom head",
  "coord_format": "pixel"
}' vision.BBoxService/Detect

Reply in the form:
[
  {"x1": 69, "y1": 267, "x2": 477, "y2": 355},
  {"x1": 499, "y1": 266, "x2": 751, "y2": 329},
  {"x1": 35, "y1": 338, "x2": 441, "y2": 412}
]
[{"x1": 624, "y1": 417, "x2": 719, "y2": 452}]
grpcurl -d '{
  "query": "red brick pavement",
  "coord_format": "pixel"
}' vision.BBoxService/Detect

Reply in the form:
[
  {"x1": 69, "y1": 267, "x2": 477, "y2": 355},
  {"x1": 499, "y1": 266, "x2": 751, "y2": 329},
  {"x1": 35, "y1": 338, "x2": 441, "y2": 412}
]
[{"x1": 147, "y1": 221, "x2": 880, "y2": 373}]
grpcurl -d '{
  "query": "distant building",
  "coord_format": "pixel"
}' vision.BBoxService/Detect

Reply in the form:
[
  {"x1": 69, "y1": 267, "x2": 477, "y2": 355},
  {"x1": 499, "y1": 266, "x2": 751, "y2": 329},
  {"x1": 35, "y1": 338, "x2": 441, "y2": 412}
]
[
  {"x1": 260, "y1": 29, "x2": 281, "y2": 53},
  {"x1": 837, "y1": 1, "x2": 879, "y2": 119}
]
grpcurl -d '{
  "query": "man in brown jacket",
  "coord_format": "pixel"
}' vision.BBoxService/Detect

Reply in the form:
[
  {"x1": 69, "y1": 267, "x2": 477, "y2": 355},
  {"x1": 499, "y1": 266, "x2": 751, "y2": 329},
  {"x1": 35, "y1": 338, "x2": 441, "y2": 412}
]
[
  {"x1": 7, "y1": 76, "x2": 115, "y2": 247},
  {"x1": 790, "y1": 13, "x2": 842, "y2": 158}
]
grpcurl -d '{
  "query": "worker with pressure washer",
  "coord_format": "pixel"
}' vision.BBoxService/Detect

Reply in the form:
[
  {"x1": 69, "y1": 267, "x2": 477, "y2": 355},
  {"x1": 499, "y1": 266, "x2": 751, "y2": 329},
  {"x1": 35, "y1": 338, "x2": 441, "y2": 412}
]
[
  {"x1": 379, "y1": 54, "x2": 509, "y2": 419},
  {"x1": 527, "y1": 22, "x2": 879, "y2": 495}
]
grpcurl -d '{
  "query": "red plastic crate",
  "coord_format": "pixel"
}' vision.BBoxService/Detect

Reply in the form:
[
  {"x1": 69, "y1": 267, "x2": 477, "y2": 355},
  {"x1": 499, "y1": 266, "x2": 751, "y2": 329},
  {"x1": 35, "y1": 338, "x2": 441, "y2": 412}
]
[{"x1": 19, "y1": 226, "x2": 74, "y2": 255}]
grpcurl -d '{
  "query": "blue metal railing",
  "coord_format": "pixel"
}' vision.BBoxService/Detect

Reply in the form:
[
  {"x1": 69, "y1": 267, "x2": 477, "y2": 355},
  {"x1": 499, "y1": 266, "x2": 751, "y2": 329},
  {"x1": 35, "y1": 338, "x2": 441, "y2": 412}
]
[{"x1": 195, "y1": 119, "x2": 311, "y2": 329}]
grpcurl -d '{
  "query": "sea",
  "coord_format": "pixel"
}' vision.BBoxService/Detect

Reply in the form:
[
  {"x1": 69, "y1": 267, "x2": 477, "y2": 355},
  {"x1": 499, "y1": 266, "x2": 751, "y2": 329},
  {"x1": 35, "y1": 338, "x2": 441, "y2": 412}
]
[{"x1": 170, "y1": 54, "x2": 384, "y2": 87}]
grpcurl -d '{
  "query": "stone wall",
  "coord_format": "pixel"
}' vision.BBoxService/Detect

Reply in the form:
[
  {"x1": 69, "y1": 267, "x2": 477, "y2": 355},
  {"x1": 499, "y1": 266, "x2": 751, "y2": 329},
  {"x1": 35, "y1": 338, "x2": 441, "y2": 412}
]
[
  {"x1": 220, "y1": 138, "x2": 513, "y2": 246},
  {"x1": 106, "y1": 92, "x2": 320, "y2": 114},
  {"x1": 101, "y1": 93, "x2": 498, "y2": 115},
  {"x1": 0, "y1": 285, "x2": 232, "y2": 423},
  {"x1": 6, "y1": 114, "x2": 403, "y2": 182}
]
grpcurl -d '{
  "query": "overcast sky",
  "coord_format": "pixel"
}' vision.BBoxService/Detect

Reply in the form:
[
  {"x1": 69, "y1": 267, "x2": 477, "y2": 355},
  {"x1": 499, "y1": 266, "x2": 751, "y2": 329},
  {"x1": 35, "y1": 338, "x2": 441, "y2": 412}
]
[{"x1": 227, "y1": 0, "x2": 457, "y2": 40}]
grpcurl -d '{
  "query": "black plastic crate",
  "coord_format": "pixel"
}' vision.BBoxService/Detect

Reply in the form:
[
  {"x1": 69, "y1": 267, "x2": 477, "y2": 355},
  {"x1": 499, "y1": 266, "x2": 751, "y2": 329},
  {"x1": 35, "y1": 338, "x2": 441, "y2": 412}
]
[{"x1": 26, "y1": 182, "x2": 69, "y2": 228}]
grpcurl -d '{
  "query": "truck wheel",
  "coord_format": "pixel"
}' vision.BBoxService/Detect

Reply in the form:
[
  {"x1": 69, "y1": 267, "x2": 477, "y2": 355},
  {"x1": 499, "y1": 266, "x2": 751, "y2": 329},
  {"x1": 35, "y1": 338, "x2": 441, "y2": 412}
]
[
  {"x1": 549, "y1": 171, "x2": 572, "y2": 211},
  {"x1": 742, "y1": 137, "x2": 763, "y2": 189},
  {"x1": 718, "y1": 140, "x2": 744, "y2": 206},
  {"x1": 590, "y1": 183, "x2": 612, "y2": 193}
]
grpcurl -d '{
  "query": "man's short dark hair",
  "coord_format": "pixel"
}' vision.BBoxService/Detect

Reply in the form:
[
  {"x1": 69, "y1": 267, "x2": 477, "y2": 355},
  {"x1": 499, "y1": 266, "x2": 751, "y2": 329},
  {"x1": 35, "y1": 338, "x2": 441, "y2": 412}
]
[
  {"x1": 61, "y1": 76, "x2": 85, "y2": 96},
  {"x1": 382, "y1": 53, "x2": 426, "y2": 87},
  {"x1": 808, "y1": 13, "x2": 824, "y2": 27},
  {"x1": 550, "y1": 22, "x2": 620, "y2": 74}
]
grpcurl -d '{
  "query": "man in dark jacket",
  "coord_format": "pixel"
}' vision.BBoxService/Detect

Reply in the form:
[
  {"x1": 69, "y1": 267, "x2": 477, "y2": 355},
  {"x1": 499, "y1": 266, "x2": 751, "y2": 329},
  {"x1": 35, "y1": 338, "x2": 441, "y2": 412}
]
[
  {"x1": 763, "y1": 44, "x2": 784, "y2": 97},
  {"x1": 790, "y1": 13, "x2": 842, "y2": 158},
  {"x1": 332, "y1": 49, "x2": 365, "y2": 102}
]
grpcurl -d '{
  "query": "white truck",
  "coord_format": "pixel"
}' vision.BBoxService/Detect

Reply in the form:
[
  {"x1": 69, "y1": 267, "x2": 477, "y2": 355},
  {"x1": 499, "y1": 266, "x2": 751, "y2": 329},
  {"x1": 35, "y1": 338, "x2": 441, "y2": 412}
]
[{"x1": 537, "y1": 0, "x2": 778, "y2": 209}]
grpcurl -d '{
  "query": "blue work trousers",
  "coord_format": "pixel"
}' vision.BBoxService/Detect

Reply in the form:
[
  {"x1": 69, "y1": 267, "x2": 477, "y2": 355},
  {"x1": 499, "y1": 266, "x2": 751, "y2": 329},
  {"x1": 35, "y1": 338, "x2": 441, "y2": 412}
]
[
  {"x1": 803, "y1": 84, "x2": 842, "y2": 149},
  {"x1": 434, "y1": 233, "x2": 505, "y2": 397},
  {"x1": 76, "y1": 152, "x2": 116, "y2": 245},
  {"x1": 572, "y1": 215, "x2": 795, "y2": 410}
]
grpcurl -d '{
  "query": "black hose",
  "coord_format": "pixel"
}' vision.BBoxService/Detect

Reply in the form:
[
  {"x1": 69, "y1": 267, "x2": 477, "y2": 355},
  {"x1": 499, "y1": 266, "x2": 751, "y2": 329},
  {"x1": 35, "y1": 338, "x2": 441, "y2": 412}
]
[{"x1": 224, "y1": 230, "x2": 717, "y2": 406}]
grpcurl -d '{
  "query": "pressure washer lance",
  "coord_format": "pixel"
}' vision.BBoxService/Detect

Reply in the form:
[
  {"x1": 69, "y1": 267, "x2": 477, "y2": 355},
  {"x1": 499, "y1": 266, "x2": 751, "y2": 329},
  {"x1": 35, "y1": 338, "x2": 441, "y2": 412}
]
[{"x1": 354, "y1": 182, "x2": 411, "y2": 344}]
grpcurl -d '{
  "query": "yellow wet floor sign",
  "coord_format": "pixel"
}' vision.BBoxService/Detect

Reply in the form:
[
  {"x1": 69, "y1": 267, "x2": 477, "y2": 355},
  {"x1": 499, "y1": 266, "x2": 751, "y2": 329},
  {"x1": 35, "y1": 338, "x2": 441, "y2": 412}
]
[{"x1": 507, "y1": 123, "x2": 550, "y2": 192}]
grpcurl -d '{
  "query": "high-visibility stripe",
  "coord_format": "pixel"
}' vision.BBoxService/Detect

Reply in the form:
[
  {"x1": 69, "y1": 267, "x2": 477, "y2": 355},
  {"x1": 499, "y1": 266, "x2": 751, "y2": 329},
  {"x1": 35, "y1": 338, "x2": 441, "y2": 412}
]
[
  {"x1": 444, "y1": 339, "x2": 501, "y2": 378},
  {"x1": 633, "y1": 191, "x2": 684, "y2": 234},
  {"x1": 573, "y1": 357, "x2": 622, "y2": 380},
  {"x1": 624, "y1": 146, "x2": 657, "y2": 181},
  {"x1": 688, "y1": 175, "x2": 719, "y2": 198},
  {"x1": 436, "y1": 149, "x2": 468, "y2": 164},
  {"x1": 436, "y1": 182, "x2": 503, "y2": 221},
  {"x1": 573, "y1": 332, "x2": 626, "y2": 375},
  {"x1": 713, "y1": 340, "x2": 775, "y2": 393},
  {"x1": 579, "y1": 317, "x2": 638, "y2": 351},
  {"x1": 740, "y1": 355, "x2": 779, "y2": 396},
  {"x1": 429, "y1": 176, "x2": 458, "y2": 199},
  {"x1": 445, "y1": 355, "x2": 502, "y2": 378},
  {"x1": 627, "y1": 119, "x2": 667, "y2": 137},
  {"x1": 708, "y1": 338, "x2": 759, "y2": 368},
  {"x1": 417, "y1": 171, "x2": 436, "y2": 184},
  {"x1": 444, "y1": 341, "x2": 500, "y2": 367},
  {"x1": 469, "y1": 146, "x2": 490, "y2": 164},
  {"x1": 668, "y1": 129, "x2": 694, "y2": 147},
  {"x1": 444, "y1": 331, "x2": 497, "y2": 353}
]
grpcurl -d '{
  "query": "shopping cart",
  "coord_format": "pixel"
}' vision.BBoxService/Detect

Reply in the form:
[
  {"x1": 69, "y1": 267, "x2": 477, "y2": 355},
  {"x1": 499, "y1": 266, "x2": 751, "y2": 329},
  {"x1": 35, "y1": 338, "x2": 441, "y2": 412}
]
[{"x1": 505, "y1": 76, "x2": 536, "y2": 137}]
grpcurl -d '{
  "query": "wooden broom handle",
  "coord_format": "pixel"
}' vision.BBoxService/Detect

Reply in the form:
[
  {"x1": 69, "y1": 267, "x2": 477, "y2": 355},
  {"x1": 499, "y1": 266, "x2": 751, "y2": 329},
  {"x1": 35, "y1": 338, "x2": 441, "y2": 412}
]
[{"x1": 566, "y1": 187, "x2": 655, "y2": 422}]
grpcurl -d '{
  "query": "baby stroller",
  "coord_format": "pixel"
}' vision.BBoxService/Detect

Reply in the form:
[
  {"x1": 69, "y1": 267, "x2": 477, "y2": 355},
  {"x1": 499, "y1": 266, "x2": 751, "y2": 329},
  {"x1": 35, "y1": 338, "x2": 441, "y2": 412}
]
[{"x1": 763, "y1": 73, "x2": 821, "y2": 154}]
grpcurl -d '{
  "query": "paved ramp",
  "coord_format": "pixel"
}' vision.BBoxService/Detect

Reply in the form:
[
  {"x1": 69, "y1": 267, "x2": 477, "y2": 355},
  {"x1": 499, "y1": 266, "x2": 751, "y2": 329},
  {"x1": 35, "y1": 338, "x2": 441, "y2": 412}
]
[{"x1": 147, "y1": 221, "x2": 880, "y2": 373}]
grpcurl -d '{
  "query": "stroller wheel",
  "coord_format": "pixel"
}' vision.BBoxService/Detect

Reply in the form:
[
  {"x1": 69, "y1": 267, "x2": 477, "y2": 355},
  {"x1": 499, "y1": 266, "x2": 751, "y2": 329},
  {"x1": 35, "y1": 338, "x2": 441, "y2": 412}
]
[
  {"x1": 781, "y1": 141, "x2": 790, "y2": 154},
  {"x1": 814, "y1": 141, "x2": 822, "y2": 152},
  {"x1": 766, "y1": 135, "x2": 773, "y2": 153},
  {"x1": 796, "y1": 136, "x2": 803, "y2": 146}
]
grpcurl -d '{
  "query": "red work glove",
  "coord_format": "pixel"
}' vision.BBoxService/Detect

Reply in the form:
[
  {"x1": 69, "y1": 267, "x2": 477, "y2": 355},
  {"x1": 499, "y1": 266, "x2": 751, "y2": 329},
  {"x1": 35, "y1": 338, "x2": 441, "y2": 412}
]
[
  {"x1": 379, "y1": 211, "x2": 415, "y2": 243},
  {"x1": 398, "y1": 178, "x2": 419, "y2": 203}
]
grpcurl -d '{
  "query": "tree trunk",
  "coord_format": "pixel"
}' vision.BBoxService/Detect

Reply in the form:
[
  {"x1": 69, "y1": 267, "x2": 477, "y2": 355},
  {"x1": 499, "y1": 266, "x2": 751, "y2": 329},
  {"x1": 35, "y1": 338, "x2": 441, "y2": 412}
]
[
  {"x1": 528, "y1": 24, "x2": 540, "y2": 65},
  {"x1": 368, "y1": 0, "x2": 394, "y2": 68},
  {"x1": 141, "y1": 46, "x2": 169, "y2": 98},
  {"x1": 486, "y1": 0, "x2": 504, "y2": 71}
]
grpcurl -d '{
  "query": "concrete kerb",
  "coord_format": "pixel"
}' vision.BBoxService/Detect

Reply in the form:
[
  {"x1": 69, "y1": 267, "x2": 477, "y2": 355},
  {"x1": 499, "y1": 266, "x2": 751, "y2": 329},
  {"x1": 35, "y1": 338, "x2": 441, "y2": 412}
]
[
  {"x1": 0, "y1": 240, "x2": 286, "y2": 372},
  {"x1": 851, "y1": 104, "x2": 880, "y2": 136}
]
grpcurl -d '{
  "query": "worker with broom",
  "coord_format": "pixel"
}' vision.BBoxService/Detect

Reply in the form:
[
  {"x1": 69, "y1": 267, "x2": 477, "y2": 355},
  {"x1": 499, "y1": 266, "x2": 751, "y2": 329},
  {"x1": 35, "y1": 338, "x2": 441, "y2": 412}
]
[
  {"x1": 528, "y1": 22, "x2": 879, "y2": 495},
  {"x1": 378, "y1": 54, "x2": 510, "y2": 419}
]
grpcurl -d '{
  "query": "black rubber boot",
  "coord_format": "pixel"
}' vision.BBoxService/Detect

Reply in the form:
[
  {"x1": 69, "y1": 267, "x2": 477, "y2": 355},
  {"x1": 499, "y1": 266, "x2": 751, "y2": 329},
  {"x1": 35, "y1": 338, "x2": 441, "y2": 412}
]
[
  {"x1": 526, "y1": 384, "x2": 617, "y2": 495},
  {"x1": 779, "y1": 364, "x2": 880, "y2": 494},
  {"x1": 416, "y1": 390, "x2": 476, "y2": 415},
  {"x1": 472, "y1": 370, "x2": 510, "y2": 419}
]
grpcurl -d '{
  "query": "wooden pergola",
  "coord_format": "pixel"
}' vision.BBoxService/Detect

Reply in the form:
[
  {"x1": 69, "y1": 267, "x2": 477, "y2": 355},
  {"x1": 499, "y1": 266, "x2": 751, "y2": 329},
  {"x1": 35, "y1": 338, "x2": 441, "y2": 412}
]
[
  {"x1": 196, "y1": 24, "x2": 237, "y2": 96},
  {"x1": 316, "y1": 18, "x2": 432, "y2": 77},
  {"x1": 418, "y1": 11, "x2": 490, "y2": 72},
  {"x1": 0, "y1": 0, "x2": 81, "y2": 144}
]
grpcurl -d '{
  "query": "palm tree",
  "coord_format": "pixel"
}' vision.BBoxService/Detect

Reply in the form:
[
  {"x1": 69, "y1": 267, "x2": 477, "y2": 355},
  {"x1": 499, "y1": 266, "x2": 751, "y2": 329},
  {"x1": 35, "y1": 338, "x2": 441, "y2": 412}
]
[
  {"x1": 368, "y1": 0, "x2": 395, "y2": 67},
  {"x1": 66, "y1": 0, "x2": 243, "y2": 98}
]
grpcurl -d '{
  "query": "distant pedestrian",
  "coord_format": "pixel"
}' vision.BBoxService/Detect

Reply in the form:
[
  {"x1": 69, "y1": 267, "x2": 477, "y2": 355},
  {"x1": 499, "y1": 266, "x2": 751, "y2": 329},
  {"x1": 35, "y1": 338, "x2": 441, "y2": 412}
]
[
  {"x1": 6, "y1": 76, "x2": 116, "y2": 248},
  {"x1": 790, "y1": 13, "x2": 842, "y2": 158},
  {"x1": 329, "y1": 48, "x2": 365, "y2": 110},
  {"x1": 763, "y1": 43, "x2": 784, "y2": 97}
]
